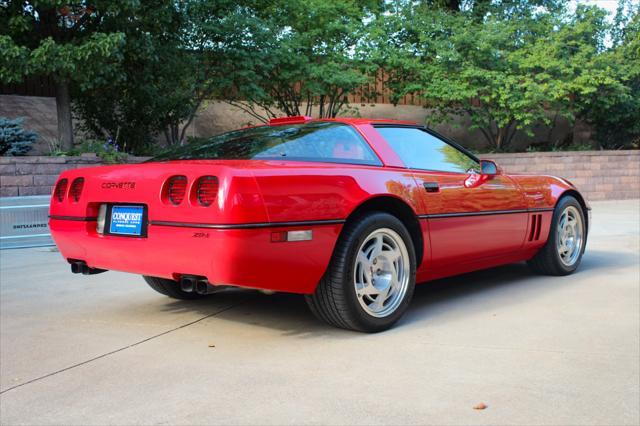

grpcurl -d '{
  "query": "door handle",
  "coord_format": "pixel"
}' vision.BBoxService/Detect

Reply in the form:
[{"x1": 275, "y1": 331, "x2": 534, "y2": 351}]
[{"x1": 423, "y1": 182, "x2": 439, "y2": 193}]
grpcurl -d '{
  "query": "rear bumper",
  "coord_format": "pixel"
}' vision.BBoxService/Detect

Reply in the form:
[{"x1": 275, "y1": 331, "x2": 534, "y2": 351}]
[{"x1": 49, "y1": 218, "x2": 341, "y2": 294}]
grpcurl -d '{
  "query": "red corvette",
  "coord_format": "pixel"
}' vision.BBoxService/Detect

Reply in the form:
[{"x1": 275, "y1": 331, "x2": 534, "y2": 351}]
[{"x1": 49, "y1": 117, "x2": 589, "y2": 332}]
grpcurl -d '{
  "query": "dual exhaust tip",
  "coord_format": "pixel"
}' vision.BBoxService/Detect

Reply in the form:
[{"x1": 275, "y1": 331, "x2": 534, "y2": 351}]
[
  {"x1": 69, "y1": 261, "x2": 215, "y2": 296},
  {"x1": 70, "y1": 261, "x2": 106, "y2": 275},
  {"x1": 180, "y1": 276, "x2": 216, "y2": 295}
]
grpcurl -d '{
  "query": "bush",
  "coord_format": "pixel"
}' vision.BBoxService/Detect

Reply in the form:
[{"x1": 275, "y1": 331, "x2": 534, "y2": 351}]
[
  {"x1": 0, "y1": 117, "x2": 37, "y2": 156},
  {"x1": 68, "y1": 138, "x2": 129, "y2": 164}
]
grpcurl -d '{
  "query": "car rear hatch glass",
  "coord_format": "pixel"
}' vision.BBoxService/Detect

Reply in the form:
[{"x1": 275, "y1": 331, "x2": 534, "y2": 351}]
[{"x1": 151, "y1": 122, "x2": 381, "y2": 166}]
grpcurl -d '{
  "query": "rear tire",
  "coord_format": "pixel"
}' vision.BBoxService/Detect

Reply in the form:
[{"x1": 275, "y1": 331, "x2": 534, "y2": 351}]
[
  {"x1": 305, "y1": 212, "x2": 416, "y2": 332},
  {"x1": 143, "y1": 276, "x2": 208, "y2": 300},
  {"x1": 528, "y1": 195, "x2": 587, "y2": 276}
]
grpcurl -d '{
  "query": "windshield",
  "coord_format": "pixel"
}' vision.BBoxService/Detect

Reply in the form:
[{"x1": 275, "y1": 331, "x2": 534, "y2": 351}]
[{"x1": 152, "y1": 122, "x2": 381, "y2": 166}]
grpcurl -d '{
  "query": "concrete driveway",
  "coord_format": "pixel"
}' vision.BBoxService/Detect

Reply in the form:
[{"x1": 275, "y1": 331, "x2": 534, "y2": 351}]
[{"x1": 1, "y1": 199, "x2": 638, "y2": 425}]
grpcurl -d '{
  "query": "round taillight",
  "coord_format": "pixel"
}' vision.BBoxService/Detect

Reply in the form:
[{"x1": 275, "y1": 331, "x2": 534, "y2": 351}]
[
  {"x1": 166, "y1": 175, "x2": 187, "y2": 205},
  {"x1": 196, "y1": 176, "x2": 219, "y2": 206},
  {"x1": 54, "y1": 178, "x2": 68, "y2": 202},
  {"x1": 69, "y1": 177, "x2": 84, "y2": 202}
]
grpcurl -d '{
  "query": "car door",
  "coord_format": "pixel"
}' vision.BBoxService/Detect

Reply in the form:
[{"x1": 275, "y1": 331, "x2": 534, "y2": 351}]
[{"x1": 373, "y1": 126, "x2": 528, "y2": 268}]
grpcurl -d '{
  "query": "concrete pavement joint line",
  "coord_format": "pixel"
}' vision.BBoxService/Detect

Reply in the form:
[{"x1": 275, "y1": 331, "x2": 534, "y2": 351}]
[{"x1": 0, "y1": 301, "x2": 244, "y2": 395}]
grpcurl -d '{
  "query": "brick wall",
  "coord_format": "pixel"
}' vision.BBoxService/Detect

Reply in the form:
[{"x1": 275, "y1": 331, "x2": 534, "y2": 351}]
[
  {"x1": 0, "y1": 155, "x2": 148, "y2": 197},
  {"x1": 0, "y1": 151, "x2": 638, "y2": 201},
  {"x1": 481, "y1": 150, "x2": 640, "y2": 201}
]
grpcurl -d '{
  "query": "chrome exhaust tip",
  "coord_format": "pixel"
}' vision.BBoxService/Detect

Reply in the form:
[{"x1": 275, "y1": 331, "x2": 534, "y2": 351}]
[
  {"x1": 180, "y1": 276, "x2": 196, "y2": 292},
  {"x1": 195, "y1": 279, "x2": 211, "y2": 295}
]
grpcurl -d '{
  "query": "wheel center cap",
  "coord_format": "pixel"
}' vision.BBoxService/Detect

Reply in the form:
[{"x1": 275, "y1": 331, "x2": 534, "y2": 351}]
[{"x1": 370, "y1": 257, "x2": 392, "y2": 289}]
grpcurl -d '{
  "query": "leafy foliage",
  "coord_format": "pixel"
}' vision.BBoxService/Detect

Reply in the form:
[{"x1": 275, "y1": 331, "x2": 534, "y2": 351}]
[
  {"x1": 71, "y1": 1, "x2": 196, "y2": 153},
  {"x1": 67, "y1": 139, "x2": 129, "y2": 163},
  {"x1": 74, "y1": 0, "x2": 381, "y2": 151},
  {"x1": 1, "y1": 0, "x2": 638, "y2": 154},
  {"x1": 186, "y1": 0, "x2": 379, "y2": 122},
  {"x1": 0, "y1": 1, "x2": 131, "y2": 149},
  {"x1": 373, "y1": 0, "x2": 638, "y2": 151},
  {"x1": 0, "y1": 1, "x2": 131, "y2": 85},
  {"x1": 575, "y1": 3, "x2": 640, "y2": 149},
  {"x1": 0, "y1": 117, "x2": 37, "y2": 156}
]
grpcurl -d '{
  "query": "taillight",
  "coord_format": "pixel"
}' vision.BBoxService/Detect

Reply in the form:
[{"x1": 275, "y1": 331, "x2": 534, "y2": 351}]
[
  {"x1": 54, "y1": 178, "x2": 68, "y2": 202},
  {"x1": 195, "y1": 176, "x2": 218, "y2": 206},
  {"x1": 166, "y1": 175, "x2": 187, "y2": 205},
  {"x1": 69, "y1": 177, "x2": 84, "y2": 202}
]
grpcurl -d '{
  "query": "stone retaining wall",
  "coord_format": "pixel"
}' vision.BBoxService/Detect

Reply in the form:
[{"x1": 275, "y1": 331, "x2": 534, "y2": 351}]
[
  {"x1": 0, "y1": 155, "x2": 149, "y2": 197},
  {"x1": 481, "y1": 150, "x2": 639, "y2": 201},
  {"x1": 0, "y1": 151, "x2": 638, "y2": 201}
]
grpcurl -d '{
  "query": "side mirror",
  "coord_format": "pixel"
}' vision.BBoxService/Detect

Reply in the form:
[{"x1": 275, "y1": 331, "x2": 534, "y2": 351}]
[
  {"x1": 480, "y1": 159, "x2": 500, "y2": 176},
  {"x1": 465, "y1": 160, "x2": 502, "y2": 188}
]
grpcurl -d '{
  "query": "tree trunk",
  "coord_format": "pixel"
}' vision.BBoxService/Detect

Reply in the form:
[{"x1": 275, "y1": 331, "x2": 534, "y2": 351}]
[
  {"x1": 55, "y1": 79, "x2": 74, "y2": 151},
  {"x1": 495, "y1": 121, "x2": 516, "y2": 151},
  {"x1": 496, "y1": 127, "x2": 505, "y2": 151}
]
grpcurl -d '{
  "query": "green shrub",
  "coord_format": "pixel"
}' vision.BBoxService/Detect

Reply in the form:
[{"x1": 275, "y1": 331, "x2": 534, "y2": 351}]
[
  {"x1": 68, "y1": 138, "x2": 128, "y2": 164},
  {"x1": 0, "y1": 117, "x2": 37, "y2": 156}
]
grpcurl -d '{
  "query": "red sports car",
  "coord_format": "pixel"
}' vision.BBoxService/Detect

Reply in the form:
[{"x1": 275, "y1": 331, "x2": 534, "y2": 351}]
[{"x1": 49, "y1": 116, "x2": 589, "y2": 332}]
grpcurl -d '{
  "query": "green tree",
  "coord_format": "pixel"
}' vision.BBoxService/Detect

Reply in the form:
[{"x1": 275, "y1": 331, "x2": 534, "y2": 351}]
[
  {"x1": 375, "y1": 0, "x2": 633, "y2": 151},
  {"x1": 513, "y1": 5, "x2": 618, "y2": 147},
  {"x1": 174, "y1": 0, "x2": 269, "y2": 125},
  {"x1": 71, "y1": 1, "x2": 199, "y2": 152},
  {"x1": 576, "y1": 3, "x2": 640, "y2": 149},
  {"x1": 87, "y1": 0, "x2": 282, "y2": 147},
  {"x1": 0, "y1": 2, "x2": 130, "y2": 150},
  {"x1": 213, "y1": 0, "x2": 379, "y2": 122}
]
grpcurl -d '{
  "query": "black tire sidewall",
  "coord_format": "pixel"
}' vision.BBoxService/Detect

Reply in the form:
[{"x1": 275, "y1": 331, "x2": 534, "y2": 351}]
[
  {"x1": 547, "y1": 196, "x2": 586, "y2": 274},
  {"x1": 339, "y1": 212, "x2": 417, "y2": 331}
]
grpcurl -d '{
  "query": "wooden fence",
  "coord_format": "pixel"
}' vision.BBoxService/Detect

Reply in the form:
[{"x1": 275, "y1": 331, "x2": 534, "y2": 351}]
[
  {"x1": 346, "y1": 70, "x2": 423, "y2": 106},
  {"x1": 0, "y1": 75, "x2": 57, "y2": 98},
  {"x1": 1, "y1": 71, "x2": 424, "y2": 106}
]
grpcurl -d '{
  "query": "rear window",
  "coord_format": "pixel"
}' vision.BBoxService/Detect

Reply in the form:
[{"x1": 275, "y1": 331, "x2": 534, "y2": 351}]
[{"x1": 152, "y1": 122, "x2": 381, "y2": 166}]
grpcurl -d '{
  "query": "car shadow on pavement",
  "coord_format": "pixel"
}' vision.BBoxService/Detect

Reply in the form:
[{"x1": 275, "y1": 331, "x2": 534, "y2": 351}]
[
  {"x1": 152, "y1": 264, "x2": 539, "y2": 337},
  {"x1": 157, "y1": 290, "x2": 338, "y2": 337},
  {"x1": 575, "y1": 249, "x2": 638, "y2": 272},
  {"x1": 152, "y1": 248, "x2": 636, "y2": 336}
]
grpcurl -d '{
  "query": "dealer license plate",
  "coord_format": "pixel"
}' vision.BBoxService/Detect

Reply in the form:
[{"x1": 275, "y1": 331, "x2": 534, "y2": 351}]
[{"x1": 109, "y1": 205, "x2": 145, "y2": 236}]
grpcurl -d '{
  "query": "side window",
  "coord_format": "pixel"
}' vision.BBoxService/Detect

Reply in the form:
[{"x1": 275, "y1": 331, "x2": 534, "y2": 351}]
[{"x1": 375, "y1": 127, "x2": 478, "y2": 173}]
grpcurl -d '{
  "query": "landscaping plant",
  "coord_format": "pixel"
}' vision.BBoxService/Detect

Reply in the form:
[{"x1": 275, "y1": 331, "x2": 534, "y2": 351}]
[{"x1": 0, "y1": 117, "x2": 37, "y2": 156}]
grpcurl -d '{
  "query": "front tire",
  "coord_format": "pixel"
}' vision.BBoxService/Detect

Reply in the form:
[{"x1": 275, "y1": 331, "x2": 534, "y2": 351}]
[
  {"x1": 305, "y1": 212, "x2": 416, "y2": 332},
  {"x1": 528, "y1": 195, "x2": 587, "y2": 276},
  {"x1": 143, "y1": 276, "x2": 208, "y2": 300}
]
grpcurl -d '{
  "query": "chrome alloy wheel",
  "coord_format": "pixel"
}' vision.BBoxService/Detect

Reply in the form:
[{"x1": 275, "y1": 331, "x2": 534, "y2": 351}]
[
  {"x1": 556, "y1": 205, "x2": 584, "y2": 267},
  {"x1": 354, "y1": 228, "x2": 410, "y2": 318}
]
